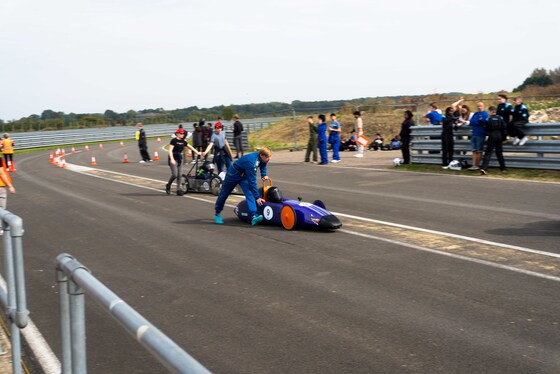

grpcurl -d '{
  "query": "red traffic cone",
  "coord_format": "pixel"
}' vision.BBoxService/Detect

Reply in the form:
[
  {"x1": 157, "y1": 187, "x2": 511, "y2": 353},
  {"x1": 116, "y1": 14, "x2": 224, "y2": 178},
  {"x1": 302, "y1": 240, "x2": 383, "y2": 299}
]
[
  {"x1": 71, "y1": 146, "x2": 76, "y2": 154},
  {"x1": 56, "y1": 148, "x2": 61, "y2": 157},
  {"x1": 153, "y1": 151, "x2": 160, "y2": 161},
  {"x1": 157, "y1": 137, "x2": 161, "y2": 143},
  {"x1": 85, "y1": 145, "x2": 90, "y2": 151},
  {"x1": 91, "y1": 155, "x2": 97, "y2": 166},
  {"x1": 119, "y1": 141, "x2": 124, "y2": 147},
  {"x1": 49, "y1": 152, "x2": 54, "y2": 164},
  {"x1": 123, "y1": 153, "x2": 129, "y2": 163},
  {"x1": 99, "y1": 144, "x2": 104, "y2": 150},
  {"x1": 60, "y1": 157, "x2": 67, "y2": 168}
]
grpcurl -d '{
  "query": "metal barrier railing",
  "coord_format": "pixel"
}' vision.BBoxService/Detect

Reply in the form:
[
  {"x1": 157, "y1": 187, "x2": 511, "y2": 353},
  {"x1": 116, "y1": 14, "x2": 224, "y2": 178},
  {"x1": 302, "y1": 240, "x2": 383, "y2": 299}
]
[
  {"x1": 55, "y1": 254, "x2": 211, "y2": 374},
  {"x1": 0, "y1": 208, "x2": 29, "y2": 374},
  {"x1": 410, "y1": 122, "x2": 560, "y2": 169},
  {"x1": 9, "y1": 118, "x2": 285, "y2": 151}
]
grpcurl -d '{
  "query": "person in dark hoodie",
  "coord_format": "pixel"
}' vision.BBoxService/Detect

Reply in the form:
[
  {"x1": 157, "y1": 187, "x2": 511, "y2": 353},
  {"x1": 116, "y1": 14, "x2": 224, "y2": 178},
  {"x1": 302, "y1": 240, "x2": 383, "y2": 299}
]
[
  {"x1": 399, "y1": 110, "x2": 414, "y2": 164},
  {"x1": 441, "y1": 107, "x2": 457, "y2": 167},
  {"x1": 191, "y1": 123, "x2": 204, "y2": 163}
]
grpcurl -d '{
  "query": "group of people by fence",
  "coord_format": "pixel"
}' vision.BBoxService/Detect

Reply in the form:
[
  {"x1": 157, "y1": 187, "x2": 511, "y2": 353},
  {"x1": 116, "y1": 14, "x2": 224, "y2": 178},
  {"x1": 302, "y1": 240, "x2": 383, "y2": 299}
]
[{"x1": 424, "y1": 95, "x2": 531, "y2": 175}]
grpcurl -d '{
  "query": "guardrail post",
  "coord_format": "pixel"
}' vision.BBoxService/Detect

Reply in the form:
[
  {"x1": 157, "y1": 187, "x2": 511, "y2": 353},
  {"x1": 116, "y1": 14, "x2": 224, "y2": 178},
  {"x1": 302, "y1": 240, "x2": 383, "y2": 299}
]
[
  {"x1": 57, "y1": 267, "x2": 72, "y2": 373},
  {"x1": 68, "y1": 277, "x2": 87, "y2": 374}
]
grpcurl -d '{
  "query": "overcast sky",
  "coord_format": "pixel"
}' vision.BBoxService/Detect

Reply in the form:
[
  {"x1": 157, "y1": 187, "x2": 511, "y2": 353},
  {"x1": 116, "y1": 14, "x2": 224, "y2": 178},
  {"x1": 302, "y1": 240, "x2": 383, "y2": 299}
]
[{"x1": 1, "y1": 0, "x2": 558, "y2": 120}]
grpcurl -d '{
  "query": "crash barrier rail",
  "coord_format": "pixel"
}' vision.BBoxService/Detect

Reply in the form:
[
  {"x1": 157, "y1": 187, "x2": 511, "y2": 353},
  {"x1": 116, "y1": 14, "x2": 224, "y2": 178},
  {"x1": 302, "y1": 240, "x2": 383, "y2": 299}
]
[
  {"x1": 0, "y1": 208, "x2": 29, "y2": 374},
  {"x1": 56, "y1": 254, "x2": 210, "y2": 374},
  {"x1": 9, "y1": 117, "x2": 286, "y2": 151},
  {"x1": 410, "y1": 122, "x2": 560, "y2": 170}
]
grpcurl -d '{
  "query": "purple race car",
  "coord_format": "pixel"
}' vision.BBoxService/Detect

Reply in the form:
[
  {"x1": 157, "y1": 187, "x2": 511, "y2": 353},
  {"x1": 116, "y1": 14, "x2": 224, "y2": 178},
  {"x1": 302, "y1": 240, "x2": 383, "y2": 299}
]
[{"x1": 234, "y1": 180, "x2": 342, "y2": 230}]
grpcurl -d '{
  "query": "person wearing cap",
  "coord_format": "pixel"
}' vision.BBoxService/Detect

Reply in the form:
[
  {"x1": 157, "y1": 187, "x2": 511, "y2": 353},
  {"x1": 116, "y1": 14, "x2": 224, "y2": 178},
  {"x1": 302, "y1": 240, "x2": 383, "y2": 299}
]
[
  {"x1": 166, "y1": 128, "x2": 200, "y2": 195},
  {"x1": 202, "y1": 122, "x2": 233, "y2": 173},
  {"x1": 214, "y1": 146, "x2": 272, "y2": 225},
  {"x1": 232, "y1": 114, "x2": 244, "y2": 158},
  {"x1": 136, "y1": 122, "x2": 152, "y2": 163}
]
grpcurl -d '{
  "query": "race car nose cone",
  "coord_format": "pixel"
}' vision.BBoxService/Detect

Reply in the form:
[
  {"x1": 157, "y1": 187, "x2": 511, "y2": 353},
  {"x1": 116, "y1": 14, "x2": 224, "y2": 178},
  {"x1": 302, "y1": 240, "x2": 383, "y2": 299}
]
[{"x1": 319, "y1": 215, "x2": 342, "y2": 230}]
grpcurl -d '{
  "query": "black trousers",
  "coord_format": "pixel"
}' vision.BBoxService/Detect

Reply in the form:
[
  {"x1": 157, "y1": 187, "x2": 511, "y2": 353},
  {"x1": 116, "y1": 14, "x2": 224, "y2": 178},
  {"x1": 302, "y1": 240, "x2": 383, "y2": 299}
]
[
  {"x1": 508, "y1": 122, "x2": 526, "y2": 139},
  {"x1": 481, "y1": 133, "x2": 506, "y2": 170},
  {"x1": 441, "y1": 133, "x2": 454, "y2": 166},
  {"x1": 401, "y1": 140, "x2": 410, "y2": 164},
  {"x1": 139, "y1": 144, "x2": 151, "y2": 161}
]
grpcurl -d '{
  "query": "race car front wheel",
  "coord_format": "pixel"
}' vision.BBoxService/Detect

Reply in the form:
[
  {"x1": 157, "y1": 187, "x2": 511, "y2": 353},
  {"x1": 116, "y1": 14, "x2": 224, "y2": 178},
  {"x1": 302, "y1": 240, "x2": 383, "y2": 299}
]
[
  {"x1": 210, "y1": 176, "x2": 222, "y2": 196},
  {"x1": 280, "y1": 205, "x2": 297, "y2": 230},
  {"x1": 179, "y1": 174, "x2": 189, "y2": 194}
]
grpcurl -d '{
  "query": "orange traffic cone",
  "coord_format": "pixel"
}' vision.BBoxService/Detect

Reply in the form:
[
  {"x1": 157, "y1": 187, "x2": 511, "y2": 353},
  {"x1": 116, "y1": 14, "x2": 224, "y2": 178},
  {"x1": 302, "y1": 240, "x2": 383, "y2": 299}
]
[
  {"x1": 153, "y1": 151, "x2": 160, "y2": 161},
  {"x1": 85, "y1": 145, "x2": 90, "y2": 151},
  {"x1": 123, "y1": 153, "x2": 129, "y2": 163},
  {"x1": 49, "y1": 152, "x2": 54, "y2": 164},
  {"x1": 119, "y1": 141, "x2": 124, "y2": 147},
  {"x1": 56, "y1": 148, "x2": 61, "y2": 157},
  {"x1": 99, "y1": 144, "x2": 104, "y2": 150},
  {"x1": 7, "y1": 160, "x2": 16, "y2": 172},
  {"x1": 157, "y1": 137, "x2": 161, "y2": 143},
  {"x1": 91, "y1": 155, "x2": 97, "y2": 166},
  {"x1": 60, "y1": 157, "x2": 67, "y2": 168},
  {"x1": 71, "y1": 146, "x2": 76, "y2": 154},
  {"x1": 62, "y1": 149, "x2": 66, "y2": 156}
]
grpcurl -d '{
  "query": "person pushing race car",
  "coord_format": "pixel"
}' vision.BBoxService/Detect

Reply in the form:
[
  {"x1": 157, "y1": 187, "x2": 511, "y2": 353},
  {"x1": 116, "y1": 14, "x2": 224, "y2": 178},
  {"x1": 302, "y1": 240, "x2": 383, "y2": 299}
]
[{"x1": 214, "y1": 146, "x2": 272, "y2": 225}]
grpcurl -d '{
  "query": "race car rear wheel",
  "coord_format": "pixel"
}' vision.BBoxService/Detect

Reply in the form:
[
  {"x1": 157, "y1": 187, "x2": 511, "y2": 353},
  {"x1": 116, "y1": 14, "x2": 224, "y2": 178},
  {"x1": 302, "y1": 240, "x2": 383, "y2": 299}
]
[
  {"x1": 179, "y1": 174, "x2": 189, "y2": 194},
  {"x1": 280, "y1": 205, "x2": 297, "y2": 230},
  {"x1": 210, "y1": 176, "x2": 222, "y2": 196}
]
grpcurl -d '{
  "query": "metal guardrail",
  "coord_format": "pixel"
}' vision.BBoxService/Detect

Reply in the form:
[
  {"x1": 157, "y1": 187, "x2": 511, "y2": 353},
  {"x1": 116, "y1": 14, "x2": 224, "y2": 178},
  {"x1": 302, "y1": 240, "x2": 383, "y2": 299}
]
[
  {"x1": 9, "y1": 117, "x2": 286, "y2": 151},
  {"x1": 0, "y1": 208, "x2": 28, "y2": 374},
  {"x1": 56, "y1": 254, "x2": 211, "y2": 374},
  {"x1": 410, "y1": 122, "x2": 560, "y2": 169}
]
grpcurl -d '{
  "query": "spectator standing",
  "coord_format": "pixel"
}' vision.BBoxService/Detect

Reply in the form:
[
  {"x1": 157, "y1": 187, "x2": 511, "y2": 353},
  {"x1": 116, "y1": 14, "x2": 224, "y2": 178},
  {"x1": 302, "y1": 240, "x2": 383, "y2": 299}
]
[
  {"x1": 329, "y1": 113, "x2": 341, "y2": 163},
  {"x1": 203, "y1": 123, "x2": 233, "y2": 173},
  {"x1": 512, "y1": 97, "x2": 530, "y2": 145},
  {"x1": 136, "y1": 122, "x2": 152, "y2": 163},
  {"x1": 480, "y1": 106, "x2": 506, "y2": 175},
  {"x1": 232, "y1": 114, "x2": 244, "y2": 158},
  {"x1": 191, "y1": 123, "x2": 204, "y2": 163},
  {"x1": 1, "y1": 133, "x2": 15, "y2": 171},
  {"x1": 166, "y1": 129, "x2": 200, "y2": 195},
  {"x1": 468, "y1": 101, "x2": 488, "y2": 170},
  {"x1": 304, "y1": 116, "x2": 318, "y2": 163},
  {"x1": 353, "y1": 111, "x2": 364, "y2": 157},
  {"x1": 441, "y1": 107, "x2": 457, "y2": 167},
  {"x1": 214, "y1": 147, "x2": 272, "y2": 226},
  {"x1": 0, "y1": 159, "x2": 16, "y2": 216},
  {"x1": 496, "y1": 94, "x2": 514, "y2": 144},
  {"x1": 317, "y1": 114, "x2": 328, "y2": 165},
  {"x1": 399, "y1": 110, "x2": 414, "y2": 164}
]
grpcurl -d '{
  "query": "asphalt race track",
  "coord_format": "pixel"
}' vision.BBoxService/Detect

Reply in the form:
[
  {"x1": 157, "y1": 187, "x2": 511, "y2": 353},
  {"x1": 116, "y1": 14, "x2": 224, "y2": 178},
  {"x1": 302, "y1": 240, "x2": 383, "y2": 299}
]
[{"x1": 6, "y1": 140, "x2": 560, "y2": 373}]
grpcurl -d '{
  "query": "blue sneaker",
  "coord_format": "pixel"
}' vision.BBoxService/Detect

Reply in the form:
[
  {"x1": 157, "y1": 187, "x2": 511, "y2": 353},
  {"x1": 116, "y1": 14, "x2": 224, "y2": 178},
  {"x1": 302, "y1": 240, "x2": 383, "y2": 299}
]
[
  {"x1": 251, "y1": 214, "x2": 263, "y2": 226},
  {"x1": 215, "y1": 214, "x2": 224, "y2": 225}
]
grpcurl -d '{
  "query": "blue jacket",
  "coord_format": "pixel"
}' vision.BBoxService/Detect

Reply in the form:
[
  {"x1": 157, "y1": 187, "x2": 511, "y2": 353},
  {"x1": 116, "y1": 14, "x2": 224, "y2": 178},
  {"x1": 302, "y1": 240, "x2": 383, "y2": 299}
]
[
  {"x1": 470, "y1": 111, "x2": 488, "y2": 136},
  {"x1": 233, "y1": 151, "x2": 268, "y2": 200},
  {"x1": 317, "y1": 122, "x2": 327, "y2": 142}
]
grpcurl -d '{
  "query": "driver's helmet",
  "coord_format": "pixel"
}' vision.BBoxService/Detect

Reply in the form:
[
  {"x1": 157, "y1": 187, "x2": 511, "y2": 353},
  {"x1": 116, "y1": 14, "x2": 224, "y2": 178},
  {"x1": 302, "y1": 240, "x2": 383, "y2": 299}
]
[
  {"x1": 266, "y1": 187, "x2": 283, "y2": 203},
  {"x1": 201, "y1": 161, "x2": 214, "y2": 173}
]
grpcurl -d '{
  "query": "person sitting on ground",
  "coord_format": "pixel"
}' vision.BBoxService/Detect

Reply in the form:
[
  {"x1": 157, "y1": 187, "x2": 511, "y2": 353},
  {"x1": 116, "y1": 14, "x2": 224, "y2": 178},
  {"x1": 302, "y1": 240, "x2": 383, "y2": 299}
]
[
  {"x1": 390, "y1": 136, "x2": 402, "y2": 150},
  {"x1": 368, "y1": 133, "x2": 384, "y2": 151}
]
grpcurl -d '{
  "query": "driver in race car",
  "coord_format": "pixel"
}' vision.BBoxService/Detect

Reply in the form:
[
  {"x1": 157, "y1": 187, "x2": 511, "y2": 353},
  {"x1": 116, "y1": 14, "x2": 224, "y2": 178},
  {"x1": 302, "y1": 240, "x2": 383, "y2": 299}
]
[{"x1": 214, "y1": 146, "x2": 272, "y2": 225}]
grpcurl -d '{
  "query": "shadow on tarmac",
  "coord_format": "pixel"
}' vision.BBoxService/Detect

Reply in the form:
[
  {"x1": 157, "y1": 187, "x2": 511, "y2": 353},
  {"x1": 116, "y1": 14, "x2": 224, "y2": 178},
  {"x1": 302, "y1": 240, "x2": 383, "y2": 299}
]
[{"x1": 486, "y1": 220, "x2": 560, "y2": 237}]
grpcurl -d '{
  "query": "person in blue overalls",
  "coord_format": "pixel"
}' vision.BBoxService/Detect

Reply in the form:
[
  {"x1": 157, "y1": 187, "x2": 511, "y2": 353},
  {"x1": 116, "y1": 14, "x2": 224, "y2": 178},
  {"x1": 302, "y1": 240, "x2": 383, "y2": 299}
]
[
  {"x1": 329, "y1": 113, "x2": 341, "y2": 163},
  {"x1": 214, "y1": 146, "x2": 272, "y2": 225},
  {"x1": 317, "y1": 114, "x2": 328, "y2": 165}
]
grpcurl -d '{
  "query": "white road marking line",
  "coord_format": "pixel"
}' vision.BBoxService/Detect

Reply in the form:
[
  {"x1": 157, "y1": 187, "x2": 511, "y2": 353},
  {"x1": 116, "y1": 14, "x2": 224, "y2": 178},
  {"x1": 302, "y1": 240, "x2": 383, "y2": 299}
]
[
  {"x1": 342, "y1": 229, "x2": 560, "y2": 283},
  {"x1": 334, "y1": 212, "x2": 560, "y2": 259}
]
